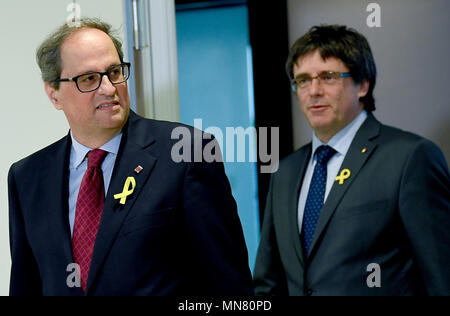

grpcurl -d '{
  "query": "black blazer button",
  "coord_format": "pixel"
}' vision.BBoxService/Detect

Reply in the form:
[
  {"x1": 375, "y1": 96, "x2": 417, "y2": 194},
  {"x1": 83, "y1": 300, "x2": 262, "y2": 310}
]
[{"x1": 305, "y1": 289, "x2": 314, "y2": 296}]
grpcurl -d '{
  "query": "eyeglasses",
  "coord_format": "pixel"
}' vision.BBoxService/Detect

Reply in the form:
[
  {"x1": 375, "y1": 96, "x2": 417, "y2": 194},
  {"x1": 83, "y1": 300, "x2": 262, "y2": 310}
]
[
  {"x1": 55, "y1": 62, "x2": 131, "y2": 93},
  {"x1": 291, "y1": 71, "x2": 351, "y2": 92}
]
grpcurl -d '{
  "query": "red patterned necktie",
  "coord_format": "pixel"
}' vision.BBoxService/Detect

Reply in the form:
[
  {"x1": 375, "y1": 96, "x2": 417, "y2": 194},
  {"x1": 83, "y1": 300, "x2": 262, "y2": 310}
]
[{"x1": 72, "y1": 149, "x2": 108, "y2": 291}]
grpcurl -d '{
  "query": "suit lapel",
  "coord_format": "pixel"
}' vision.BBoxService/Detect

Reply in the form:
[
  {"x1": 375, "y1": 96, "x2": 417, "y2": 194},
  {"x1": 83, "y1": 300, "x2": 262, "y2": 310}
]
[
  {"x1": 308, "y1": 115, "x2": 381, "y2": 257},
  {"x1": 288, "y1": 145, "x2": 312, "y2": 267},
  {"x1": 86, "y1": 112, "x2": 157, "y2": 294},
  {"x1": 42, "y1": 135, "x2": 84, "y2": 295},
  {"x1": 44, "y1": 135, "x2": 73, "y2": 255}
]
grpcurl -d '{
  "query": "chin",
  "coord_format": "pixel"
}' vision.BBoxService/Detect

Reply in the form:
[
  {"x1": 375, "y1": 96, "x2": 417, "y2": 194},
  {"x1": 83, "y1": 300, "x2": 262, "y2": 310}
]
[
  {"x1": 309, "y1": 117, "x2": 334, "y2": 130},
  {"x1": 101, "y1": 114, "x2": 128, "y2": 129},
  {"x1": 112, "y1": 106, "x2": 129, "y2": 120}
]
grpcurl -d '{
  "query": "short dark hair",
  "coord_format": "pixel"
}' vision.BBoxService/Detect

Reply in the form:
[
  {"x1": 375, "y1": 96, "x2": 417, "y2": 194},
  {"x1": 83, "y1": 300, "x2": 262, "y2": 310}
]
[
  {"x1": 36, "y1": 17, "x2": 124, "y2": 89},
  {"x1": 286, "y1": 25, "x2": 377, "y2": 112}
]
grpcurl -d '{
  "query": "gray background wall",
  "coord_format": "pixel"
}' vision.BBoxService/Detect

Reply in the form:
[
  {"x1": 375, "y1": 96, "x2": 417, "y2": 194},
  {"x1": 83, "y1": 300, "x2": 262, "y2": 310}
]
[{"x1": 287, "y1": 0, "x2": 450, "y2": 165}]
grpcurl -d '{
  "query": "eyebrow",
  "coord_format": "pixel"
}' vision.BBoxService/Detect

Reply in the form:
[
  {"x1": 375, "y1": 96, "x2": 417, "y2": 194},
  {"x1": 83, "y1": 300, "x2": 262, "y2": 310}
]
[
  {"x1": 294, "y1": 73, "x2": 310, "y2": 79},
  {"x1": 76, "y1": 63, "x2": 121, "y2": 76},
  {"x1": 294, "y1": 71, "x2": 334, "y2": 79}
]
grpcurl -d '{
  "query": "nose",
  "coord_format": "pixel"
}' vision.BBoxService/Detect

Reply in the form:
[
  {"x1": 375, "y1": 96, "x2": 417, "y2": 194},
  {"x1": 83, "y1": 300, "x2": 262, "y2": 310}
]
[
  {"x1": 97, "y1": 73, "x2": 116, "y2": 96},
  {"x1": 308, "y1": 77, "x2": 323, "y2": 96}
]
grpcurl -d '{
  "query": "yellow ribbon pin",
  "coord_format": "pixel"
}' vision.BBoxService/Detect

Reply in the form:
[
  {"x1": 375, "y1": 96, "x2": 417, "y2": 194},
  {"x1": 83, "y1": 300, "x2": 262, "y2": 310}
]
[
  {"x1": 335, "y1": 169, "x2": 351, "y2": 185},
  {"x1": 114, "y1": 177, "x2": 136, "y2": 205}
]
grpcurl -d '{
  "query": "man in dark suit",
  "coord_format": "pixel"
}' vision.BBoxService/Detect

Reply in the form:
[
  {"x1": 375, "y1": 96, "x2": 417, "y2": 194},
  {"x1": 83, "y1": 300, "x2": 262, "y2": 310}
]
[
  {"x1": 253, "y1": 25, "x2": 450, "y2": 296},
  {"x1": 8, "y1": 18, "x2": 253, "y2": 296}
]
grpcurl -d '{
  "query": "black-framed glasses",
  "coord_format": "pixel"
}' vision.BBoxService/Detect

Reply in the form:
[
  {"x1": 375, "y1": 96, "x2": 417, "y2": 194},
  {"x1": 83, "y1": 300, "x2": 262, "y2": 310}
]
[
  {"x1": 55, "y1": 62, "x2": 131, "y2": 93},
  {"x1": 291, "y1": 71, "x2": 351, "y2": 92}
]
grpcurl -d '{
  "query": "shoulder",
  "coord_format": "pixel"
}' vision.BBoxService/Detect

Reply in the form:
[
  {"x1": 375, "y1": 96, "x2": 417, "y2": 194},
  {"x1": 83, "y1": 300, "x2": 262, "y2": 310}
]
[
  {"x1": 267, "y1": 143, "x2": 311, "y2": 181},
  {"x1": 128, "y1": 111, "x2": 208, "y2": 144},
  {"x1": 280, "y1": 143, "x2": 311, "y2": 168},
  {"x1": 377, "y1": 121, "x2": 445, "y2": 158},
  {"x1": 379, "y1": 123, "x2": 427, "y2": 145},
  {"x1": 363, "y1": 118, "x2": 448, "y2": 175},
  {"x1": 9, "y1": 136, "x2": 68, "y2": 176},
  {"x1": 127, "y1": 111, "x2": 221, "y2": 166}
]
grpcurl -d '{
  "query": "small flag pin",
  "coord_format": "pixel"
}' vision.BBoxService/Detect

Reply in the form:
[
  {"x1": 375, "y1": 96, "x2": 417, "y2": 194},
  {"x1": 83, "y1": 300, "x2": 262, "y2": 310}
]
[{"x1": 135, "y1": 165, "x2": 144, "y2": 174}]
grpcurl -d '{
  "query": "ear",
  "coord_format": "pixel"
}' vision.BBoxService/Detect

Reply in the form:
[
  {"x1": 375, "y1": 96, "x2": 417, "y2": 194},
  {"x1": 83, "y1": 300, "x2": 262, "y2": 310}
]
[
  {"x1": 44, "y1": 82, "x2": 63, "y2": 110},
  {"x1": 357, "y1": 79, "x2": 370, "y2": 99}
]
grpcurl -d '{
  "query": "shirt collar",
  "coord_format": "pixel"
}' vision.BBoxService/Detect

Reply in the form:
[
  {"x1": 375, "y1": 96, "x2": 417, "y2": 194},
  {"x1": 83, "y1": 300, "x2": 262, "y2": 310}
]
[
  {"x1": 70, "y1": 131, "x2": 123, "y2": 169},
  {"x1": 311, "y1": 110, "x2": 368, "y2": 158}
]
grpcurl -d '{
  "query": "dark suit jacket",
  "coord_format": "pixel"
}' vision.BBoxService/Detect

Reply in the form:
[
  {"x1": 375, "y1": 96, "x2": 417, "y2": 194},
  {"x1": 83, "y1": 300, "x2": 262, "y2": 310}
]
[
  {"x1": 9, "y1": 111, "x2": 253, "y2": 296},
  {"x1": 254, "y1": 114, "x2": 450, "y2": 296}
]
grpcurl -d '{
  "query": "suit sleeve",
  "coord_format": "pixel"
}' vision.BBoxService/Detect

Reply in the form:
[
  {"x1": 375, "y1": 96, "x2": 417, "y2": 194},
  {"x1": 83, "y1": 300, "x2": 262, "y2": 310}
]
[
  {"x1": 253, "y1": 176, "x2": 288, "y2": 296},
  {"x1": 8, "y1": 165, "x2": 42, "y2": 296},
  {"x1": 181, "y1": 137, "x2": 254, "y2": 296},
  {"x1": 399, "y1": 139, "x2": 450, "y2": 295}
]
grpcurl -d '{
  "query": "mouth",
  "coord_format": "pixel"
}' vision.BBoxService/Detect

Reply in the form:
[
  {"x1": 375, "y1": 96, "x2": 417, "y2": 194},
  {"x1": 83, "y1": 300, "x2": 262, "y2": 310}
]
[
  {"x1": 96, "y1": 101, "x2": 120, "y2": 111},
  {"x1": 308, "y1": 104, "x2": 330, "y2": 112}
]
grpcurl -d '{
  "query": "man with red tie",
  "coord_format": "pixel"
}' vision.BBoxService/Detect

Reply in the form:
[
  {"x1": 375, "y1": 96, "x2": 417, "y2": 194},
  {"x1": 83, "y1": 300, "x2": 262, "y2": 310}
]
[{"x1": 8, "y1": 17, "x2": 253, "y2": 296}]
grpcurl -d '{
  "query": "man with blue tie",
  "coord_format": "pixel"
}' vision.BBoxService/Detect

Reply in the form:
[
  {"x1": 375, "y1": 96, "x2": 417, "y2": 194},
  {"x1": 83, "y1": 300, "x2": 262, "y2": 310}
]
[
  {"x1": 253, "y1": 25, "x2": 450, "y2": 296},
  {"x1": 8, "y1": 17, "x2": 253, "y2": 296}
]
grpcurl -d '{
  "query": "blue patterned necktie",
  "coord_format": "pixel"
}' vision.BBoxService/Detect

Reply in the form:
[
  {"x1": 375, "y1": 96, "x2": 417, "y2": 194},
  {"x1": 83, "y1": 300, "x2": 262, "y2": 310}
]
[{"x1": 301, "y1": 145, "x2": 336, "y2": 255}]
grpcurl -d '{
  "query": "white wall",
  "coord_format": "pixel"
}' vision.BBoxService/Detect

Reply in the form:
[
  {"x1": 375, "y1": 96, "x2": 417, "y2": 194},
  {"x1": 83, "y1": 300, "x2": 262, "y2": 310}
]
[
  {"x1": 0, "y1": 0, "x2": 125, "y2": 296},
  {"x1": 287, "y1": 0, "x2": 450, "y2": 164}
]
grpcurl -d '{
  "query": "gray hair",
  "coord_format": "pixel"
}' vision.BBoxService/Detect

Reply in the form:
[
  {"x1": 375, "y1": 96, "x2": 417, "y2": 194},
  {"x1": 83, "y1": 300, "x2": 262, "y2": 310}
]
[{"x1": 36, "y1": 17, "x2": 124, "y2": 89}]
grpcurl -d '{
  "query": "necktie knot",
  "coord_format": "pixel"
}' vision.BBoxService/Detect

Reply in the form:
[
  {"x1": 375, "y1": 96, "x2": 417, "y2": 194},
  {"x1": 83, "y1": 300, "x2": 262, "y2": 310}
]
[
  {"x1": 315, "y1": 145, "x2": 336, "y2": 165},
  {"x1": 87, "y1": 149, "x2": 108, "y2": 169}
]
